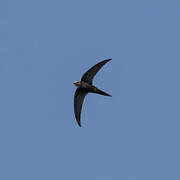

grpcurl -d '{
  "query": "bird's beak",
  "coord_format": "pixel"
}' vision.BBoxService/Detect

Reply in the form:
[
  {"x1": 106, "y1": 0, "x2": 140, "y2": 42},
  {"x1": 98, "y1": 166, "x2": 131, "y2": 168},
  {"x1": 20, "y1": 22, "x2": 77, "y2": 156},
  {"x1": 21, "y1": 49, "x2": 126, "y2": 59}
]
[
  {"x1": 73, "y1": 81, "x2": 79, "y2": 87},
  {"x1": 73, "y1": 81, "x2": 81, "y2": 87}
]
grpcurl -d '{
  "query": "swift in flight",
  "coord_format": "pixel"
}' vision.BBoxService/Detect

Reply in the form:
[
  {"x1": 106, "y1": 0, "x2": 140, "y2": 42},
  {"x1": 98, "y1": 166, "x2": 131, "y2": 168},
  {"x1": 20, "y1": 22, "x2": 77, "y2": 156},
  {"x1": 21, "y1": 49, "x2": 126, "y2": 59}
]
[{"x1": 73, "y1": 59, "x2": 112, "y2": 127}]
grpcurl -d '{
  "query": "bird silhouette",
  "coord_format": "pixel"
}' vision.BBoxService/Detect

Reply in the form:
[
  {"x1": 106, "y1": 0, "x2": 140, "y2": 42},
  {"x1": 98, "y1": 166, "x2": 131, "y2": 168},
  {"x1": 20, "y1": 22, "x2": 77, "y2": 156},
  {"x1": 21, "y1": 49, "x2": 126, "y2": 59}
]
[{"x1": 73, "y1": 58, "x2": 112, "y2": 127}]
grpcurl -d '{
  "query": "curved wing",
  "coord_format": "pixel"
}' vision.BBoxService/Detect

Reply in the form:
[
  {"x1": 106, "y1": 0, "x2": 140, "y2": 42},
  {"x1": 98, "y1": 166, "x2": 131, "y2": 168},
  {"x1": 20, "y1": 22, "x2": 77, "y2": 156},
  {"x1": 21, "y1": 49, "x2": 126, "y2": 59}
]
[
  {"x1": 74, "y1": 88, "x2": 87, "y2": 127},
  {"x1": 81, "y1": 59, "x2": 112, "y2": 84}
]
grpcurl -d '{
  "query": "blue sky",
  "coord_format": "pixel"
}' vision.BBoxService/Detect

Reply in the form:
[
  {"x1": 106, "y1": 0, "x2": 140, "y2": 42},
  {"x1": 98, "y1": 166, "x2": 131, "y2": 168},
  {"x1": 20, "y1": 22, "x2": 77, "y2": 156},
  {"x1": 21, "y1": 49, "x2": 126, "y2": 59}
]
[{"x1": 1, "y1": 0, "x2": 180, "y2": 179}]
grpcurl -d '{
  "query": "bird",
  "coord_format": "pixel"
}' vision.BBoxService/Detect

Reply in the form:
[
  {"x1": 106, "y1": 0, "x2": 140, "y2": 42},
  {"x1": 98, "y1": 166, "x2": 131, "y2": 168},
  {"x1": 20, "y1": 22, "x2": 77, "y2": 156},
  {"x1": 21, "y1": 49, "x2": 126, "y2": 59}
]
[{"x1": 73, "y1": 58, "x2": 112, "y2": 127}]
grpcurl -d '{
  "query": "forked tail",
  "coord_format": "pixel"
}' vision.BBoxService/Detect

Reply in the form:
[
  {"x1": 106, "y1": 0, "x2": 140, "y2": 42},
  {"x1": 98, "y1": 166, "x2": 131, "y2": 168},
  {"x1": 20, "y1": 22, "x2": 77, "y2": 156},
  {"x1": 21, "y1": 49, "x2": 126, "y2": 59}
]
[{"x1": 91, "y1": 87, "x2": 112, "y2": 97}]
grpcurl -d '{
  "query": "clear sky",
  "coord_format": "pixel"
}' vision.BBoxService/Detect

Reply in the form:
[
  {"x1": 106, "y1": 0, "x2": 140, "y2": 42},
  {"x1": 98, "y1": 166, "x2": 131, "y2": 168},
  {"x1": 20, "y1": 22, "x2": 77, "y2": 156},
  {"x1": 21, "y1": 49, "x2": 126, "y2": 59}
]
[{"x1": 1, "y1": 0, "x2": 180, "y2": 179}]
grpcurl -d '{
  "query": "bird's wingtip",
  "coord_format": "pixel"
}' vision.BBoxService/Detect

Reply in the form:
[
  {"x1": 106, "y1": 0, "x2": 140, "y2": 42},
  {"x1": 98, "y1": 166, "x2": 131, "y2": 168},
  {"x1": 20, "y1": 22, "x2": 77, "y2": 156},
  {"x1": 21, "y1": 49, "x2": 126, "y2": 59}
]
[
  {"x1": 107, "y1": 58, "x2": 112, "y2": 61},
  {"x1": 77, "y1": 121, "x2": 81, "y2": 127}
]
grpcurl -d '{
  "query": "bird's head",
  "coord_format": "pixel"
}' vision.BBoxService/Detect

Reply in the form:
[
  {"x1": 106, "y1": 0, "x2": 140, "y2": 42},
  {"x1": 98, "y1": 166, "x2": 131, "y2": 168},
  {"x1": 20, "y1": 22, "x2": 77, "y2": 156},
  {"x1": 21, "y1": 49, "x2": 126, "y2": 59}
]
[{"x1": 73, "y1": 81, "x2": 81, "y2": 87}]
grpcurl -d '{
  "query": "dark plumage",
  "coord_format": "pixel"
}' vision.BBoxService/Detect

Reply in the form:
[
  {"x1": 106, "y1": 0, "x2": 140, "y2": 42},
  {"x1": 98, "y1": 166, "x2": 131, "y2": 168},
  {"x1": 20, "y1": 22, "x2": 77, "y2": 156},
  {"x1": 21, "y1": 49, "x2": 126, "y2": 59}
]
[{"x1": 73, "y1": 59, "x2": 112, "y2": 127}]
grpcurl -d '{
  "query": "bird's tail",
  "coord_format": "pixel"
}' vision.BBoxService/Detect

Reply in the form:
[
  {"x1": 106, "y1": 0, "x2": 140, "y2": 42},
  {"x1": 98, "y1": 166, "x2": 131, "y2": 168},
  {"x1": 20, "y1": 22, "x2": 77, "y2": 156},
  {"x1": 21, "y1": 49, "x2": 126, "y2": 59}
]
[{"x1": 91, "y1": 87, "x2": 112, "y2": 97}]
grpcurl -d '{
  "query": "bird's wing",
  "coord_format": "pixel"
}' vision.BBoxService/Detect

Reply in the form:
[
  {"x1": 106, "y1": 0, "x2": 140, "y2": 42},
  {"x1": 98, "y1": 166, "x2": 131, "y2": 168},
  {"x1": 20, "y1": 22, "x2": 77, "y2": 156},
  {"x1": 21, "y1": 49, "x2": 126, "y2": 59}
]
[
  {"x1": 74, "y1": 88, "x2": 87, "y2": 127},
  {"x1": 81, "y1": 59, "x2": 112, "y2": 84}
]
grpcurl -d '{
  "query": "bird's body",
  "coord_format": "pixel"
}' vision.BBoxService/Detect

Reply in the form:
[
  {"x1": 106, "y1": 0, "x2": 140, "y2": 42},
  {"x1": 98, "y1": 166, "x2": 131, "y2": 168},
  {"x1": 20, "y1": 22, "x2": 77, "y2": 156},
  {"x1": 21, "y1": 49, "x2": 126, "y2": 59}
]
[
  {"x1": 74, "y1": 81, "x2": 111, "y2": 96},
  {"x1": 73, "y1": 59, "x2": 112, "y2": 127}
]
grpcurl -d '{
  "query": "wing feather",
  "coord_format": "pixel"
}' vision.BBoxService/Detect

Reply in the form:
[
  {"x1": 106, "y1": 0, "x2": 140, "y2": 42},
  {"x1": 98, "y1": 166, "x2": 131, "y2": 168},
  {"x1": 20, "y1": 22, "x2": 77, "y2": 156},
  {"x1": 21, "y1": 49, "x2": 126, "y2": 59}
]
[
  {"x1": 74, "y1": 88, "x2": 87, "y2": 127},
  {"x1": 81, "y1": 59, "x2": 112, "y2": 84}
]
